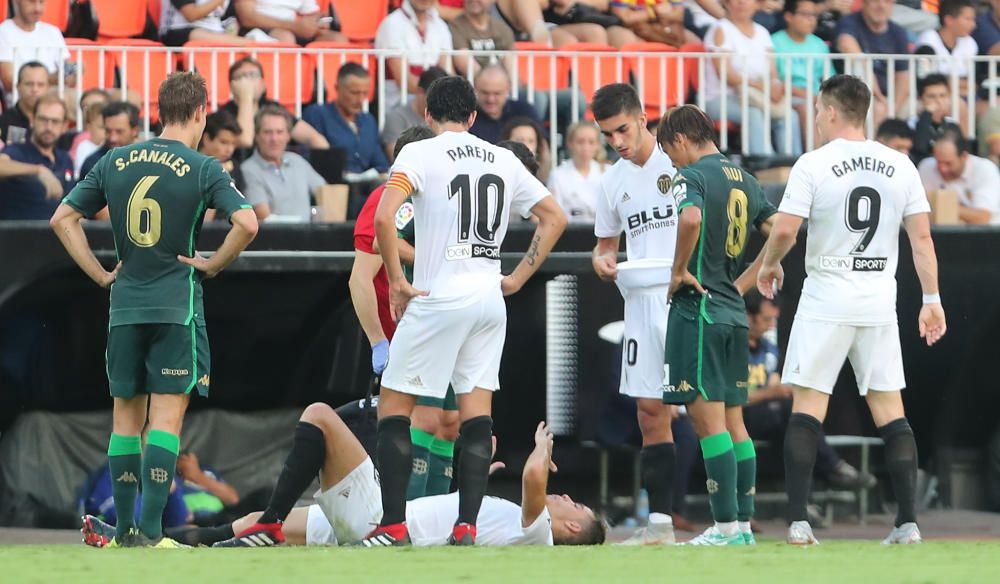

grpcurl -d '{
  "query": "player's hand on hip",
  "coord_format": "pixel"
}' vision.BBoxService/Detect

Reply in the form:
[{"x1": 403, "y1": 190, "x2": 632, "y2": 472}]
[
  {"x1": 593, "y1": 256, "x2": 618, "y2": 282},
  {"x1": 177, "y1": 253, "x2": 220, "y2": 278},
  {"x1": 99, "y1": 261, "x2": 122, "y2": 289},
  {"x1": 371, "y1": 339, "x2": 390, "y2": 375},
  {"x1": 757, "y1": 262, "x2": 783, "y2": 299},
  {"x1": 668, "y1": 270, "x2": 706, "y2": 301},
  {"x1": 389, "y1": 278, "x2": 428, "y2": 322},
  {"x1": 918, "y1": 303, "x2": 947, "y2": 346},
  {"x1": 501, "y1": 274, "x2": 523, "y2": 296}
]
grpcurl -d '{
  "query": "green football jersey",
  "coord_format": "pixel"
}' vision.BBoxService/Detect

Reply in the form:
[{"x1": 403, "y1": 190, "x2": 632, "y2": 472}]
[
  {"x1": 395, "y1": 196, "x2": 415, "y2": 283},
  {"x1": 63, "y1": 138, "x2": 252, "y2": 327},
  {"x1": 670, "y1": 153, "x2": 776, "y2": 327}
]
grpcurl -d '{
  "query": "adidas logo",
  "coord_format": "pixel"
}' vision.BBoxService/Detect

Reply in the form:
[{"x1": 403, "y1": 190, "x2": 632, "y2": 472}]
[
  {"x1": 792, "y1": 364, "x2": 800, "y2": 374},
  {"x1": 622, "y1": 192, "x2": 631, "y2": 202},
  {"x1": 340, "y1": 487, "x2": 351, "y2": 499},
  {"x1": 116, "y1": 471, "x2": 137, "y2": 483},
  {"x1": 407, "y1": 375, "x2": 424, "y2": 387},
  {"x1": 241, "y1": 533, "x2": 277, "y2": 547}
]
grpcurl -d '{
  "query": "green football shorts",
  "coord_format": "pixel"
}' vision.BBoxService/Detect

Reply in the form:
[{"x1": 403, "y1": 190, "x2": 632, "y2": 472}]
[
  {"x1": 415, "y1": 385, "x2": 458, "y2": 410},
  {"x1": 106, "y1": 322, "x2": 211, "y2": 398},
  {"x1": 663, "y1": 310, "x2": 749, "y2": 407}
]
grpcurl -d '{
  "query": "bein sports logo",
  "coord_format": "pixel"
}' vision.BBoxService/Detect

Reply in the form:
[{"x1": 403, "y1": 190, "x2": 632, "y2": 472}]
[
  {"x1": 445, "y1": 244, "x2": 500, "y2": 261},
  {"x1": 819, "y1": 255, "x2": 887, "y2": 272}
]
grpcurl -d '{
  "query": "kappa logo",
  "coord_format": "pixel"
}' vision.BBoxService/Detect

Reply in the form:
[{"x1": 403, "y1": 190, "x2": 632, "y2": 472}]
[
  {"x1": 706, "y1": 479, "x2": 719, "y2": 494},
  {"x1": 198, "y1": 374, "x2": 210, "y2": 387},
  {"x1": 663, "y1": 380, "x2": 693, "y2": 393},
  {"x1": 150, "y1": 467, "x2": 170, "y2": 484},
  {"x1": 116, "y1": 471, "x2": 138, "y2": 483},
  {"x1": 622, "y1": 192, "x2": 631, "y2": 203}
]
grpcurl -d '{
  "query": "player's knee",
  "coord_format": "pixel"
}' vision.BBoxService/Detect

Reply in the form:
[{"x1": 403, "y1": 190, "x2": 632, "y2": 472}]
[
  {"x1": 438, "y1": 410, "x2": 460, "y2": 441},
  {"x1": 300, "y1": 402, "x2": 338, "y2": 430}
]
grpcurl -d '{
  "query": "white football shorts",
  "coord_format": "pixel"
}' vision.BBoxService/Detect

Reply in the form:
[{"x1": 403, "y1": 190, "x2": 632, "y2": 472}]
[
  {"x1": 782, "y1": 318, "x2": 905, "y2": 395},
  {"x1": 308, "y1": 457, "x2": 382, "y2": 546},
  {"x1": 620, "y1": 291, "x2": 670, "y2": 400},
  {"x1": 382, "y1": 285, "x2": 506, "y2": 398}
]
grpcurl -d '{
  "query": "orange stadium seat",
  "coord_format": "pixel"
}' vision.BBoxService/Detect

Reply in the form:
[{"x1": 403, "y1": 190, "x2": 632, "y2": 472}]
[
  {"x1": 182, "y1": 40, "x2": 249, "y2": 109},
  {"x1": 147, "y1": 0, "x2": 162, "y2": 31},
  {"x1": 40, "y1": 0, "x2": 69, "y2": 31},
  {"x1": 622, "y1": 42, "x2": 685, "y2": 119},
  {"x1": 514, "y1": 41, "x2": 568, "y2": 92},
  {"x1": 0, "y1": 1, "x2": 7, "y2": 22},
  {"x1": 91, "y1": 0, "x2": 148, "y2": 41},
  {"x1": 324, "y1": 0, "x2": 387, "y2": 43},
  {"x1": 249, "y1": 42, "x2": 316, "y2": 113},
  {"x1": 306, "y1": 41, "x2": 375, "y2": 103},
  {"x1": 557, "y1": 42, "x2": 621, "y2": 118},
  {"x1": 108, "y1": 39, "x2": 175, "y2": 124},
  {"x1": 65, "y1": 38, "x2": 115, "y2": 92}
]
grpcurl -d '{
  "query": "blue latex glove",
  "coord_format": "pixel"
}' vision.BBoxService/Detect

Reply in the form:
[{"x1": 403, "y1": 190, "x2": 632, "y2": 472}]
[{"x1": 372, "y1": 340, "x2": 390, "y2": 375}]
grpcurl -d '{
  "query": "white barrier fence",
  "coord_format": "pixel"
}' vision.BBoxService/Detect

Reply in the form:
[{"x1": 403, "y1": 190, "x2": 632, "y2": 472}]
[{"x1": 10, "y1": 45, "x2": 1000, "y2": 158}]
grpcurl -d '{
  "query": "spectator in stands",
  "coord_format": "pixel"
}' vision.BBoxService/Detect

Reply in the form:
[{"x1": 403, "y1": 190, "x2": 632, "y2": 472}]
[
  {"x1": 547, "y1": 121, "x2": 606, "y2": 223},
  {"x1": 66, "y1": 88, "x2": 111, "y2": 165},
  {"x1": 0, "y1": 0, "x2": 71, "y2": 102},
  {"x1": 303, "y1": 63, "x2": 388, "y2": 176},
  {"x1": 234, "y1": 0, "x2": 348, "y2": 44},
  {"x1": 610, "y1": 0, "x2": 695, "y2": 47},
  {"x1": 160, "y1": 0, "x2": 255, "y2": 46},
  {"x1": 973, "y1": 0, "x2": 1000, "y2": 59},
  {"x1": 0, "y1": 61, "x2": 47, "y2": 145},
  {"x1": 811, "y1": 0, "x2": 850, "y2": 44},
  {"x1": 918, "y1": 123, "x2": 1000, "y2": 225},
  {"x1": 241, "y1": 105, "x2": 332, "y2": 222},
  {"x1": 0, "y1": 95, "x2": 73, "y2": 220},
  {"x1": 755, "y1": 0, "x2": 785, "y2": 33},
  {"x1": 375, "y1": 0, "x2": 454, "y2": 109},
  {"x1": 450, "y1": 0, "x2": 586, "y2": 139},
  {"x1": 200, "y1": 110, "x2": 245, "y2": 189},
  {"x1": 908, "y1": 73, "x2": 966, "y2": 163},
  {"x1": 175, "y1": 452, "x2": 241, "y2": 521},
  {"x1": 220, "y1": 57, "x2": 329, "y2": 153},
  {"x1": 449, "y1": 0, "x2": 516, "y2": 77},
  {"x1": 976, "y1": 106, "x2": 1000, "y2": 165},
  {"x1": 72, "y1": 104, "x2": 105, "y2": 179},
  {"x1": 772, "y1": 0, "x2": 829, "y2": 147},
  {"x1": 835, "y1": 0, "x2": 912, "y2": 123},
  {"x1": 78, "y1": 102, "x2": 141, "y2": 181},
  {"x1": 742, "y1": 292, "x2": 878, "y2": 492},
  {"x1": 501, "y1": 115, "x2": 552, "y2": 183},
  {"x1": 495, "y1": 0, "x2": 629, "y2": 47},
  {"x1": 382, "y1": 67, "x2": 449, "y2": 162},
  {"x1": 469, "y1": 64, "x2": 543, "y2": 144},
  {"x1": 914, "y1": 0, "x2": 978, "y2": 86},
  {"x1": 875, "y1": 118, "x2": 914, "y2": 156},
  {"x1": 704, "y1": 0, "x2": 802, "y2": 156}
]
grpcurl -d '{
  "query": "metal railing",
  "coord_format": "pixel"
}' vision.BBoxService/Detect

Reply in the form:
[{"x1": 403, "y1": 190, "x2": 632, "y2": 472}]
[{"x1": 8, "y1": 44, "x2": 999, "y2": 158}]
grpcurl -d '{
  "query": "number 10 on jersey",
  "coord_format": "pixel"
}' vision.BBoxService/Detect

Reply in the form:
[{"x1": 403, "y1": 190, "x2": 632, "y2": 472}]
[{"x1": 449, "y1": 173, "x2": 506, "y2": 244}]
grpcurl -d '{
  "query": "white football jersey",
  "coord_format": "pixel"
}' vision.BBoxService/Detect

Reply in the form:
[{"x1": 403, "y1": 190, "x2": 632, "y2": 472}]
[
  {"x1": 780, "y1": 139, "x2": 931, "y2": 325},
  {"x1": 407, "y1": 494, "x2": 554, "y2": 546},
  {"x1": 391, "y1": 131, "x2": 551, "y2": 301},
  {"x1": 594, "y1": 145, "x2": 678, "y2": 262}
]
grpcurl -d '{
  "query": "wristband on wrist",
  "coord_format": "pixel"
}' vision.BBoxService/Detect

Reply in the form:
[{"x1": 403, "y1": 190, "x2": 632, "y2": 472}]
[{"x1": 922, "y1": 293, "x2": 941, "y2": 305}]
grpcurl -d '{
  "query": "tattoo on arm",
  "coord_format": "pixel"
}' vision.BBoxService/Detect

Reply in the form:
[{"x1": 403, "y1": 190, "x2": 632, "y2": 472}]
[{"x1": 526, "y1": 235, "x2": 541, "y2": 266}]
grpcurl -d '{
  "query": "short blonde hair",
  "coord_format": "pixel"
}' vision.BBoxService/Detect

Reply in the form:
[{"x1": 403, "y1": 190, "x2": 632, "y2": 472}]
[{"x1": 566, "y1": 121, "x2": 606, "y2": 166}]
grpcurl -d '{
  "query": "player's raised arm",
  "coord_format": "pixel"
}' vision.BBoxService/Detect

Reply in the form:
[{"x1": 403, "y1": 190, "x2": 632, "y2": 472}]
[
  {"x1": 50, "y1": 204, "x2": 121, "y2": 288},
  {"x1": 903, "y1": 212, "x2": 946, "y2": 346},
  {"x1": 502, "y1": 195, "x2": 567, "y2": 297},
  {"x1": 521, "y1": 421, "x2": 557, "y2": 528}
]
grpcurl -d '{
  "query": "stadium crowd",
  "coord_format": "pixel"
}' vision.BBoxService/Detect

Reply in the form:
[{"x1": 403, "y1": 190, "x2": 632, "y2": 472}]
[{"x1": 2, "y1": 0, "x2": 1000, "y2": 223}]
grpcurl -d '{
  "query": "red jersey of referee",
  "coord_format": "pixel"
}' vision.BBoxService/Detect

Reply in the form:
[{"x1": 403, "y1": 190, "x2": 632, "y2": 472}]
[{"x1": 353, "y1": 184, "x2": 396, "y2": 340}]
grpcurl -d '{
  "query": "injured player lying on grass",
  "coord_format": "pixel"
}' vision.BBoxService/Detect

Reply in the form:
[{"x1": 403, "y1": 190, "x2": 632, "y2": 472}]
[{"x1": 82, "y1": 403, "x2": 606, "y2": 547}]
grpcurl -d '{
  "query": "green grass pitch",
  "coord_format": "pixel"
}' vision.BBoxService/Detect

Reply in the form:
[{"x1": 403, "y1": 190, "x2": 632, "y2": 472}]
[{"x1": 2, "y1": 541, "x2": 997, "y2": 584}]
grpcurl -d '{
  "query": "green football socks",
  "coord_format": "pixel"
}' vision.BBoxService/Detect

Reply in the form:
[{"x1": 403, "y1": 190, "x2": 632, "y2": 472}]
[
  {"x1": 734, "y1": 439, "x2": 757, "y2": 522},
  {"x1": 138, "y1": 429, "x2": 180, "y2": 540},
  {"x1": 426, "y1": 437, "x2": 455, "y2": 496},
  {"x1": 406, "y1": 428, "x2": 433, "y2": 500},
  {"x1": 108, "y1": 433, "x2": 142, "y2": 539},
  {"x1": 701, "y1": 431, "x2": 738, "y2": 523}
]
